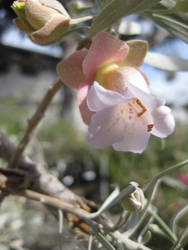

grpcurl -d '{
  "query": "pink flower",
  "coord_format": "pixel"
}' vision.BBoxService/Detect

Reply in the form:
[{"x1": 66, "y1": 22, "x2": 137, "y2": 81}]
[
  {"x1": 57, "y1": 32, "x2": 175, "y2": 153},
  {"x1": 179, "y1": 173, "x2": 188, "y2": 185}
]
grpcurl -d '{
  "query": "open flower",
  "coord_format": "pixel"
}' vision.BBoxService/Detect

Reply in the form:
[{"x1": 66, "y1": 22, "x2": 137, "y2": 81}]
[
  {"x1": 57, "y1": 32, "x2": 175, "y2": 153},
  {"x1": 12, "y1": 0, "x2": 70, "y2": 45}
]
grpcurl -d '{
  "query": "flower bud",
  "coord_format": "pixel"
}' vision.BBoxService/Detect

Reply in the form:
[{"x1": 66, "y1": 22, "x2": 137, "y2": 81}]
[
  {"x1": 122, "y1": 182, "x2": 146, "y2": 212},
  {"x1": 12, "y1": 0, "x2": 70, "y2": 45}
]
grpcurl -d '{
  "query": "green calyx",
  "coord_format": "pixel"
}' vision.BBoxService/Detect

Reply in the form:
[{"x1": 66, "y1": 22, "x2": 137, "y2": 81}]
[{"x1": 13, "y1": 1, "x2": 25, "y2": 13}]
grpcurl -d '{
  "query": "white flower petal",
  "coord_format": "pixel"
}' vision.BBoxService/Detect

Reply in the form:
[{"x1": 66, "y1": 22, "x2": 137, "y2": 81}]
[
  {"x1": 118, "y1": 67, "x2": 150, "y2": 94},
  {"x1": 87, "y1": 81, "x2": 132, "y2": 112},
  {"x1": 112, "y1": 129, "x2": 150, "y2": 153},
  {"x1": 151, "y1": 106, "x2": 175, "y2": 138},
  {"x1": 87, "y1": 100, "x2": 152, "y2": 152},
  {"x1": 87, "y1": 106, "x2": 124, "y2": 149}
]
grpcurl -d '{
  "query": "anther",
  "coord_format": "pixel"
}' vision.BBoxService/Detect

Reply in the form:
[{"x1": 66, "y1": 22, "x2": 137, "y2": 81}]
[
  {"x1": 147, "y1": 124, "x2": 154, "y2": 132},
  {"x1": 136, "y1": 99, "x2": 147, "y2": 117}
]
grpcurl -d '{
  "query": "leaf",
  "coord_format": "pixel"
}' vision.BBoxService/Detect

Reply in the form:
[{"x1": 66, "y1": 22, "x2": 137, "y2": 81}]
[
  {"x1": 160, "y1": 0, "x2": 188, "y2": 13},
  {"x1": 171, "y1": 205, "x2": 188, "y2": 235},
  {"x1": 89, "y1": 0, "x2": 161, "y2": 37},
  {"x1": 145, "y1": 12, "x2": 188, "y2": 43},
  {"x1": 144, "y1": 52, "x2": 188, "y2": 71},
  {"x1": 141, "y1": 230, "x2": 152, "y2": 244},
  {"x1": 125, "y1": 160, "x2": 188, "y2": 238},
  {"x1": 160, "y1": 0, "x2": 177, "y2": 9},
  {"x1": 100, "y1": 0, "x2": 113, "y2": 8}
]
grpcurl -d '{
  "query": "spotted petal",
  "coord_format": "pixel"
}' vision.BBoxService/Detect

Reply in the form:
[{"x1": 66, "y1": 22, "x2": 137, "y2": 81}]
[
  {"x1": 125, "y1": 81, "x2": 165, "y2": 111},
  {"x1": 87, "y1": 100, "x2": 152, "y2": 152},
  {"x1": 112, "y1": 120, "x2": 151, "y2": 153}
]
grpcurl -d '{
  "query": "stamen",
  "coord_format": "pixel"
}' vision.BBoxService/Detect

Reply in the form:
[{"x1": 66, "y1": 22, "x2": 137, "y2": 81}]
[
  {"x1": 136, "y1": 99, "x2": 147, "y2": 117},
  {"x1": 147, "y1": 124, "x2": 154, "y2": 132}
]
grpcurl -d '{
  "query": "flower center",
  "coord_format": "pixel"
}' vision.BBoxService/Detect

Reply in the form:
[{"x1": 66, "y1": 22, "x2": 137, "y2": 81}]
[{"x1": 95, "y1": 62, "x2": 119, "y2": 89}]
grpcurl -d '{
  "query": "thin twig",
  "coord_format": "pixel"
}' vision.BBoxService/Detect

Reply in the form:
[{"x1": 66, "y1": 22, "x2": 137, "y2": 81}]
[
  {"x1": 137, "y1": 213, "x2": 154, "y2": 243},
  {"x1": 90, "y1": 184, "x2": 135, "y2": 219},
  {"x1": 150, "y1": 159, "x2": 188, "y2": 181},
  {"x1": 8, "y1": 77, "x2": 63, "y2": 169},
  {"x1": 14, "y1": 187, "x2": 136, "y2": 221},
  {"x1": 171, "y1": 227, "x2": 188, "y2": 250},
  {"x1": 171, "y1": 205, "x2": 188, "y2": 236},
  {"x1": 88, "y1": 234, "x2": 93, "y2": 250},
  {"x1": 15, "y1": 189, "x2": 91, "y2": 219},
  {"x1": 58, "y1": 209, "x2": 64, "y2": 250},
  {"x1": 12, "y1": 189, "x2": 151, "y2": 250},
  {"x1": 95, "y1": 0, "x2": 103, "y2": 8}
]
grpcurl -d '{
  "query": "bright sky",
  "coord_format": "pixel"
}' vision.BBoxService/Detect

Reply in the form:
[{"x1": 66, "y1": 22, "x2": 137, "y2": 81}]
[{"x1": 2, "y1": 27, "x2": 62, "y2": 57}]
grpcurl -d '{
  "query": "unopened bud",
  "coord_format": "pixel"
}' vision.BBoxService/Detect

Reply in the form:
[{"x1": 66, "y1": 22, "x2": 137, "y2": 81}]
[
  {"x1": 122, "y1": 182, "x2": 146, "y2": 212},
  {"x1": 12, "y1": 0, "x2": 70, "y2": 45}
]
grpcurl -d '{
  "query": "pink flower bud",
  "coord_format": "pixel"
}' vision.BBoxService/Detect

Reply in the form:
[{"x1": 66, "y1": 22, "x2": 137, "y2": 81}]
[{"x1": 12, "y1": 0, "x2": 70, "y2": 45}]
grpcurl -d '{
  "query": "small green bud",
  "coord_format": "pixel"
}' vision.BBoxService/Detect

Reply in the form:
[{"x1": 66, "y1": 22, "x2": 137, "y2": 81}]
[
  {"x1": 12, "y1": 1, "x2": 26, "y2": 20},
  {"x1": 121, "y1": 182, "x2": 146, "y2": 212},
  {"x1": 13, "y1": 1, "x2": 25, "y2": 11}
]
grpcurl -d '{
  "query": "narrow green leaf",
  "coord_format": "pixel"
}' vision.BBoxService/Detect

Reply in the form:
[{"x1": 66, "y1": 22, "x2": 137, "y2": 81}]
[
  {"x1": 102, "y1": 0, "x2": 113, "y2": 7},
  {"x1": 145, "y1": 12, "x2": 188, "y2": 43},
  {"x1": 171, "y1": 227, "x2": 188, "y2": 250},
  {"x1": 98, "y1": 0, "x2": 113, "y2": 8},
  {"x1": 145, "y1": 52, "x2": 188, "y2": 71},
  {"x1": 141, "y1": 230, "x2": 152, "y2": 244},
  {"x1": 160, "y1": 0, "x2": 177, "y2": 9},
  {"x1": 171, "y1": 205, "x2": 188, "y2": 235},
  {"x1": 90, "y1": 0, "x2": 161, "y2": 37}
]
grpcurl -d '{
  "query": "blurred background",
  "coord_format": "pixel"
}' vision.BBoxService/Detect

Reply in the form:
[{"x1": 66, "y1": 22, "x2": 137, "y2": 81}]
[{"x1": 0, "y1": 0, "x2": 187, "y2": 249}]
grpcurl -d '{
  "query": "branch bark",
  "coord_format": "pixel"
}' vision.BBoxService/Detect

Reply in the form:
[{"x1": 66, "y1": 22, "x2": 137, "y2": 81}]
[
  {"x1": 8, "y1": 77, "x2": 63, "y2": 169},
  {"x1": 0, "y1": 132, "x2": 90, "y2": 207},
  {"x1": 0, "y1": 132, "x2": 151, "y2": 250}
]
